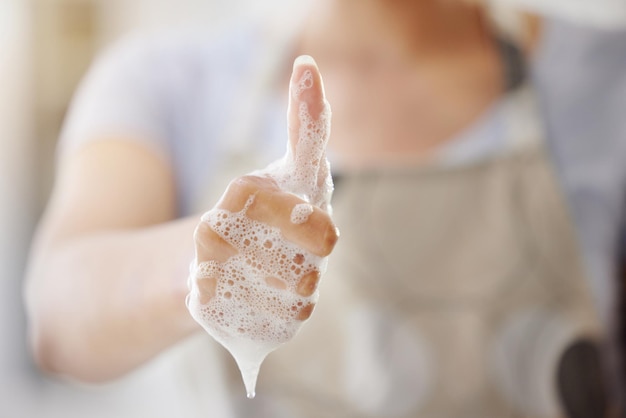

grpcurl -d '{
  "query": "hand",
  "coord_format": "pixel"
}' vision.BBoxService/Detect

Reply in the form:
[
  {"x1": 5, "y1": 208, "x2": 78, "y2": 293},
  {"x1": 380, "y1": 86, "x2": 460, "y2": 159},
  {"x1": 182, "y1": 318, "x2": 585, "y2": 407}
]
[{"x1": 187, "y1": 56, "x2": 338, "y2": 348}]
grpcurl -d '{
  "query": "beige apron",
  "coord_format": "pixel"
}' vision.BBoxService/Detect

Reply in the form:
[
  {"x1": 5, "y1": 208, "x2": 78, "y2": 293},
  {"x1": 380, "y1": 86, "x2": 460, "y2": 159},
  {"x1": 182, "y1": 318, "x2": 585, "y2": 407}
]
[
  {"x1": 173, "y1": 23, "x2": 613, "y2": 414},
  {"x1": 204, "y1": 85, "x2": 609, "y2": 418}
]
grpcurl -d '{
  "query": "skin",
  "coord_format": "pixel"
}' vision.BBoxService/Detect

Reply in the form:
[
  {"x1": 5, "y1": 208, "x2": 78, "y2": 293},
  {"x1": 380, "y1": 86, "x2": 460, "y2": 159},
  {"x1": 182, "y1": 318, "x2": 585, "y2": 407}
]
[
  {"x1": 25, "y1": 55, "x2": 337, "y2": 384},
  {"x1": 25, "y1": 0, "x2": 538, "y2": 383},
  {"x1": 193, "y1": 59, "x2": 336, "y2": 322},
  {"x1": 295, "y1": 0, "x2": 504, "y2": 169}
]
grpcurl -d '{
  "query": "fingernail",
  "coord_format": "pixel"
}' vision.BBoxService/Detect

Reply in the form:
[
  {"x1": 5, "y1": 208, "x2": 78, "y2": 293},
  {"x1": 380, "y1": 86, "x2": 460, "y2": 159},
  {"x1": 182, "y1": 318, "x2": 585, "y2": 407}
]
[
  {"x1": 321, "y1": 225, "x2": 340, "y2": 256},
  {"x1": 296, "y1": 303, "x2": 316, "y2": 321},
  {"x1": 294, "y1": 55, "x2": 317, "y2": 68},
  {"x1": 296, "y1": 270, "x2": 320, "y2": 297}
]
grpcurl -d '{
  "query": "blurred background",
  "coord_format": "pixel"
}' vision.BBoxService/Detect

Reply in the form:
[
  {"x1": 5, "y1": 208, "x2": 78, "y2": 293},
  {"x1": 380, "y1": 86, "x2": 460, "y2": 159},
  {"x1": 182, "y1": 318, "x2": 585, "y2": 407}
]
[
  {"x1": 2, "y1": 1, "x2": 626, "y2": 417},
  {"x1": 0, "y1": 1, "x2": 284, "y2": 416}
]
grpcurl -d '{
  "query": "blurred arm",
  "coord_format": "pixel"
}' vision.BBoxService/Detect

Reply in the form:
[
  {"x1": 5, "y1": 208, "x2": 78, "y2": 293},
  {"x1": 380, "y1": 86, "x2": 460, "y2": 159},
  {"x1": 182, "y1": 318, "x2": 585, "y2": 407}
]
[{"x1": 24, "y1": 139, "x2": 200, "y2": 383}]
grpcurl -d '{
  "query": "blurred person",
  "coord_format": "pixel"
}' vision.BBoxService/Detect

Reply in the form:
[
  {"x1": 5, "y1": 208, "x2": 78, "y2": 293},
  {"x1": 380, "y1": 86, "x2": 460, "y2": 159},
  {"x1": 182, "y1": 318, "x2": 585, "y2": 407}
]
[{"x1": 24, "y1": 0, "x2": 626, "y2": 416}]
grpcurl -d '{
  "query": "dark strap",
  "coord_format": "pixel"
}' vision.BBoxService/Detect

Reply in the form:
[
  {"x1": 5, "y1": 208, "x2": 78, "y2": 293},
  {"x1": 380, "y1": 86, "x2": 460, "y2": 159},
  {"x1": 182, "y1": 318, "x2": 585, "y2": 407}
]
[
  {"x1": 618, "y1": 210, "x2": 626, "y2": 414},
  {"x1": 496, "y1": 37, "x2": 527, "y2": 92},
  {"x1": 558, "y1": 339, "x2": 609, "y2": 418}
]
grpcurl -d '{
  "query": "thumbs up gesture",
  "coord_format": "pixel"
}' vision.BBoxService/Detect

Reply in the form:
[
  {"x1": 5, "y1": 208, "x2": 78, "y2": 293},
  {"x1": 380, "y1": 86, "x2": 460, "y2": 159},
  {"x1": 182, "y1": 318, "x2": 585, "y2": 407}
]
[{"x1": 186, "y1": 56, "x2": 338, "y2": 396}]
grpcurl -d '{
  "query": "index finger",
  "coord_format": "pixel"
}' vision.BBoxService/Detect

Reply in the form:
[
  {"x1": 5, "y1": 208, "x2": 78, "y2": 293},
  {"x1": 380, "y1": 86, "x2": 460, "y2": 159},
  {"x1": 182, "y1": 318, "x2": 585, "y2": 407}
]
[{"x1": 285, "y1": 55, "x2": 332, "y2": 205}]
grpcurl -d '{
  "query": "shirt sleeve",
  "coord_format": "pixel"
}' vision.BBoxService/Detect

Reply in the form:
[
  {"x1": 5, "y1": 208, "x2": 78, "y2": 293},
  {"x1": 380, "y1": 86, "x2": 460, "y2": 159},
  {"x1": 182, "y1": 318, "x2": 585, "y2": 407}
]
[
  {"x1": 57, "y1": 35, "x2": 174, "y2": 162},
  {"x1": 532, "y1": 17, "x2": 626, "y2": 209}
]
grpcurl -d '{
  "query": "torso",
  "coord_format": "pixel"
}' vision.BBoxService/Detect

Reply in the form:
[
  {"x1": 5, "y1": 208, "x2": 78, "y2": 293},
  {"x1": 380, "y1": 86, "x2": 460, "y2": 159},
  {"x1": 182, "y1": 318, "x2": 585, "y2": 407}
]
[
  {"x1": 289, "y1": 2, "x2": 507, "y2": 170},
  {"x1": 318, "y1": 45, "x2": 503, "y2": 169}
]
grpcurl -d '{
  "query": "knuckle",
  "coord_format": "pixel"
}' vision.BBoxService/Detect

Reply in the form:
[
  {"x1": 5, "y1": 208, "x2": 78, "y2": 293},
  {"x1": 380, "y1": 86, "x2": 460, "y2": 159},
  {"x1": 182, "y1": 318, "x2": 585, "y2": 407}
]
[
  {"x1": 220, "y1": 176, "x2": 262, "y2": 212},
  {"x1": 193, "y1": 221, "x2": 213, "y2": 245},
  {"x1": 194, "y1": 221, "x2": 238, "y2": 263},
  {"x1": 221, "y1": 175, "x2": 278, "y2": 212},
  {"x1": 230, "y1": 175, "x2": 276, "y2": 193},
  {"x1": 225, "y1": 176, "x2": 258, "y2": 197}
]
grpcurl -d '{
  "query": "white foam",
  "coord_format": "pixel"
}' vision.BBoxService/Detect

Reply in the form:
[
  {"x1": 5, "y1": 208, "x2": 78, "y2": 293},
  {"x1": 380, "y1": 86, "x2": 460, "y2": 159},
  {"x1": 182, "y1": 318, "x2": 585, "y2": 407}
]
[
  {"x1": 262, "y1": 66, "x2": 332, "y2": 213},
  {"x1": 187, "y1": 57, "x2": 333, "y2": 398},
  {"x1": 188, "y1": 197, "x2": 327, "y2": 397},
  {"x1": 290, "y1": 203, "x2": 314, "y2": 224},
  {"x1": 294, "y1": 69, "x2": 314, "y2": 97}
]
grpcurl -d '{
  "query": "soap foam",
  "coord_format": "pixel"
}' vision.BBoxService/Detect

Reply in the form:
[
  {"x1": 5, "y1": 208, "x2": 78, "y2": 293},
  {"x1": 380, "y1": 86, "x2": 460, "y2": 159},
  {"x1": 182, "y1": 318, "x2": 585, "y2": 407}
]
[
  {"x1": 294, "y1": 69, "x2": 314, "y2": 97},
  {"x1": 192, "y1": 195, "x2": 323, "y2": 342},
  {"x1": 188, "y1": 196, "x2": 327, "y2": 398},
  {"x1": 290, "y1": 203, "x2": 314, "y2": 225},
  {"x1": 264, "y1": 69, "x2": 333, "y2": 213},
  {"x1": 187, "y1": 59, "x2": 333, "y2": 398}
]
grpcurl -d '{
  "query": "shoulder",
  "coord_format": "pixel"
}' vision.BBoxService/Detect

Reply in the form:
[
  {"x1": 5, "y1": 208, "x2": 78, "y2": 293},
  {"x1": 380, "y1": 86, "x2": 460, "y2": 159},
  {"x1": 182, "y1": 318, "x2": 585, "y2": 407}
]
[
  {"x1": 90, "y1": 25, "x2": 262, "y2": 94},
  {"x1": 59, "y1": 23, "x2": 265, "y2": 156}
]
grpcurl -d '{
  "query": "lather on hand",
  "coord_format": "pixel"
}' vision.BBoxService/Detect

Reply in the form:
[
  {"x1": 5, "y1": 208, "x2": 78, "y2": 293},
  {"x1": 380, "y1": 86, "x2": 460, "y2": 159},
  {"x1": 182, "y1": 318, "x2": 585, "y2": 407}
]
[{"x1": 186, "y1": 55, "x2": 339, "y2": 398}]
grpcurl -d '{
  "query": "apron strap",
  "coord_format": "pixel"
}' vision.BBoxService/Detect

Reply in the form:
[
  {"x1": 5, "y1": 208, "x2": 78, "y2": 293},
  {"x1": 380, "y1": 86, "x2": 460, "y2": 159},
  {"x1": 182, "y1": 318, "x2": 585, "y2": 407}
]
[{"x1": 497, "y1": 36, "x2": 527, "y2": 92}]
